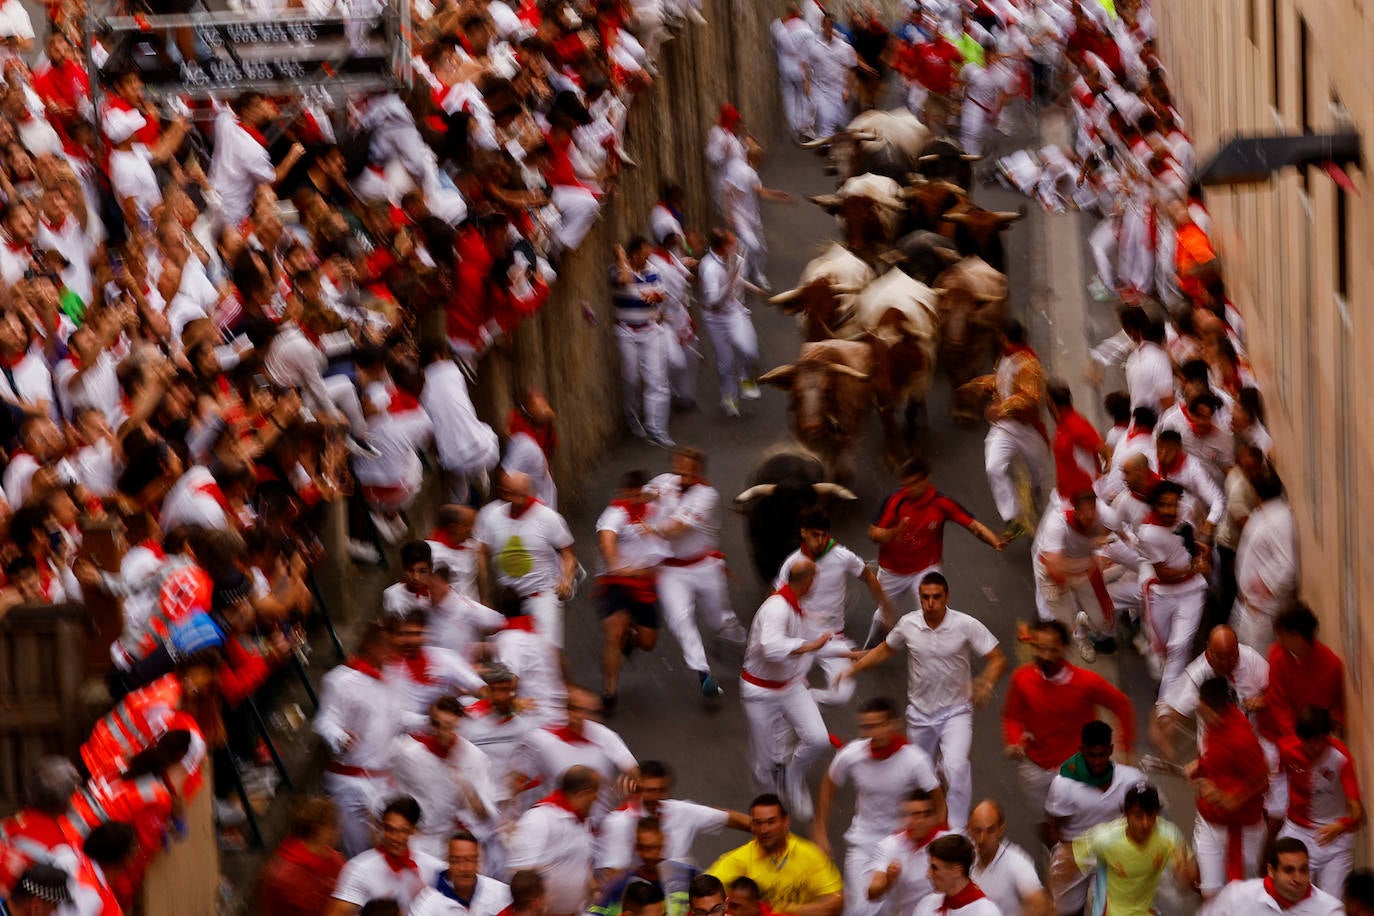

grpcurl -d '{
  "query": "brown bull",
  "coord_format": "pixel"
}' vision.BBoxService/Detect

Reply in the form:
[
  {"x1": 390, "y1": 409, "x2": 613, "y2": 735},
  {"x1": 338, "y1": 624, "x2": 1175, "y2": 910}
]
[
  {"x1": 903, "y1": 178, "x2": 970, "y2": 233},
  {"x1": 934, "y1": 256, "x2": 1007, "y2": 423},
  {"x1": 759, "y1": 339, "x2": 873, "y2": 482},
  {"x1": 939, "y1": 205, "x2": 1025, "y2": 273}
]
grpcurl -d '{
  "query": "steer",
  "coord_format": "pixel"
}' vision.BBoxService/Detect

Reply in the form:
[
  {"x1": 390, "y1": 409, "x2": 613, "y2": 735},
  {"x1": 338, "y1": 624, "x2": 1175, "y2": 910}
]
[
  {"x1": 759, "y1": 339, "x2": 873, "y2": 482},
  {"x1": 939, "y1": 204, "x2": 1026, "y2": 272},
  {"x1": 769, "y1": 243, "x2": 877, "y2": 341},
  {"x1": 933, "y1": 256, "x2": 1009, "y2": 422},
  {"x1": 844, "y1": 268, "x2": 941, "y2": 466},
  {"x1": 734, "y1": 445, "x2": 857, "y2": 581},
  {"x1": 810, "y1": 173, "x2": 907, "y2": 253},
  {"x1": 804, "y1": 108, "x2": 933, "y2": 182}
]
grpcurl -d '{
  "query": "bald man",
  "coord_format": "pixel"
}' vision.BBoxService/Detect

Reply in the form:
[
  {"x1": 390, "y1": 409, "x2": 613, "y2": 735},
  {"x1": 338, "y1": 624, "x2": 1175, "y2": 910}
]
[
  {"x1": 475, "y1": 471, "x2": 578, "y2": 648},
  {"x1": 967, "y1": 800, "x2": 1052, "y2": 916},
  {"x1": 740, "y1": 559, "x2": 839, "y2": 821},
  {"x1": 1150, "y1": 625, "x2": 1270, "y2": 760}
]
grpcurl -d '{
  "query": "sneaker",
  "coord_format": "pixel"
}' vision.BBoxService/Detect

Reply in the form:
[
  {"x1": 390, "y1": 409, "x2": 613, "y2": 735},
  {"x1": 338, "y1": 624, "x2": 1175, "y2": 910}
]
[
  {"x1": 739, "y1": 379, "x2": 761, "y2": 400},
  {"x1": 718, "y1": 620, "x2": 748, "y2": 644},
  {"x1": 1002, "y1": 518, "x2": 1033, "y2": 542},
  {"x1": 347, "y1": 538, "x2": 382, "y2": 565},
  {"x1": 346, "y1": 435, "x2": 382, "y2": 460},
  {"x1": 721, "y1": 396, "x2": 741, "y2": 418},
  {"x1": 1132, "y1": 631, "x2": 1151, "y2": 657},
  {"x1": 1087, "y1": 275, "x2": 1113, "y2": 302},
  {"x1": 1073, "y1": 612, "x2": 1097, "y2": 664},
  {"x1": 647, "y1": 431, "x2": 676, "y2": 449},
  {"x1": 699, "y1": 672, "x2": 724, "y2": 697}
]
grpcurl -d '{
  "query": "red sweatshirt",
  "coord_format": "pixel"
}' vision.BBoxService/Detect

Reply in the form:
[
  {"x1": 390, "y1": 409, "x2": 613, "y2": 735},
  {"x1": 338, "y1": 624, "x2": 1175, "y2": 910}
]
[
  {"x1": 1262, "y1": 640, "x2": 1346, "y2": 741},
  {"x1": 1002, "y1": 663, "x2": 1136, "y2": 770}
]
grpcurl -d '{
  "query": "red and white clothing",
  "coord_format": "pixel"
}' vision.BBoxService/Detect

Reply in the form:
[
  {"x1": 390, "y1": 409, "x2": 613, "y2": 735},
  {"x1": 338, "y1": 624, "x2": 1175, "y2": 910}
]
[
  {"x1": 983, "y1": 346, "x2": 1051, "y2": 524},
  {"x1": 596, "y1": 498, "x2": 671, "y2": 592},
  {"x1": 3, "y1": 450, "x2": 74, "y2": 508},
  {"x1": 1233, "y1": 497, "x2": 1299, "y2": 653},
  {"x1": 462, "y1": 700, "x2": 538, "y2": 801},
  {"x1": 740, "y1": 587, "x2": 829, "y2": 819},
  {"x1": 776, "y1": 542, "x2": 867, "y2": 705},
  {"x1": 649, "y1": 473, "x2": 747, "y2": 674},
  {"x1": 1263, "y1": 640, "x2": 1346, "y2": 740},
  {"x1": 421, "y1": 359, "x2": 500, "y2": 501},
  {"x1": 971, "y1": 842, "x2": 1042, "y2": 916},
  {"x1": 409, "y1": 875, "x2": 513, "y2": 916},
  {"x1": 390, "y1": 732, "x2": 499, "y2": 860},
  {"x1": 159, "y1": 465, "x2": 233, "y2": 531},
  {"x1": 428, "y1": 530, "x2": 483, "y2": 601},
  {"x1": 264, "y1": 320, "x2": 368, "y2": 438},
  {"x1": 1033, "y1": 503, "x2": 1118, "y2": 635},
  {"x1": 912, "y1": 885, "x2": 1000, "y2": 916},
  {"x1": 386, "y1": 647, "x2": 485, "y2": 715},
  {"x1": 1201, "y1": 877, "x2": 1342, "y2": 915},
  {"x1": 474, "y1": 499, "x2": 574, "y2": 648},
  {"x1": 1158, "y1": 403, "x2": 1234, "y2": 486},
  {"x1": 428, "y1": 591, "x2": 505, "y2": 661},
  {"x1": 55, "y1": 350, "x2": 122, "y2": 427},
  {"x1": 489, "y1": 621, "x2": 566, "y2": 726},
  {"x1": 827, "y1": 736, "x2": 940, "y2": 916},
  {"x1": 870, "y1": 487, "x2": 975, "y2": 627},
  {"x1": 1137, "y1": 517, "x2": 1207, "y2": 701},
  {"x1": 502, "y1": 428, "x2": 558, "y2": 511},
  {"x1": 506, "y1": 793, "x2": 597, "y2": 915},
  {"x1": 1277, "y1": 736, "x2": 1362, "y2": 893},
  {"x1": 511, "y1": 722, "x2": 637, "y2": 825},
  {"x1": 208, "y1": 109, "x2": 277, "y2": 228},
  {"x1": 885, "y1": 610, "x2": 998, "y2": 830},
  {"x1": 1052, "y1": 406, "x2": 1105, "y2": 500},
  {"x1": 313, "y1": 660, "x2": 419, "y2": 856},
  {"x1": 0, "y1": 349, "x2": 56, "y2": 418},
  {"x1": 597, "y1": 797, "x2": 731, "y2": 870},
  {"x1": 382, "y1": 581, "x2": 433, "y2": 620},
  {"x1": 1193, "y1": 707, "x2": 1268, "y2": 895},
  {"x1": 864, "y1": 825, "x2": 951, "y2": 916},
  {"x1": 1155, "y1": 449, "x2": 1225, "y2": 527},
  {"x1": 331, "y1": 846, "x2": 446, "y2": 911},
  {"x1": 354, "y1": 382, "x2": 435, "y2": 510}
]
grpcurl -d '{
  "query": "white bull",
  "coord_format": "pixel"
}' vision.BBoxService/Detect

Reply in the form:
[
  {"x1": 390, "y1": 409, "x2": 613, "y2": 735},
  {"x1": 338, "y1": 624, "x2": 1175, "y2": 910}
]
[
  {"x1": 809, "y1": 173, "x2": 907, "y2": 251},
  {"x1": 804, "y1": 108, "x2": 933, "y2": 182},
  {"x1": 768, "y1": 242, "x2": 877, "y2": 341}
]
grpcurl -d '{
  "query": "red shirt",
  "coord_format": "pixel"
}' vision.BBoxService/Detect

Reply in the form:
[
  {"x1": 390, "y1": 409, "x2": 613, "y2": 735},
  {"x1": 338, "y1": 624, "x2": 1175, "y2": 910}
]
[
  {"x1": 1262, "y1": 640, "x2": 1346, "y2": 741},
  {"x1": 1053, "y1": 407, "x2": 1104, "y2": 499},
  {"x1": 873, "y1": 487, "x2": 975, "y2": 574},
  {"x1": 908, "y1": 38, "x2": 963, "y2": 95},
  {"x1": 1196, "y1": 707, "x2": 1268, "y2": 826},
  {"x1": 1001, "y1": 663, "x2": 1136, "y2": 769},
  {"x1": 255, "y1": 837, "x2": 346, "y2": 916}
]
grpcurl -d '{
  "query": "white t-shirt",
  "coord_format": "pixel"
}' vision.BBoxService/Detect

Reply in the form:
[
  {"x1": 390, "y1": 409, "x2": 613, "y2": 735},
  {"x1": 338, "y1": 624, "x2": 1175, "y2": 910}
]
[
  {"x1": 866, "y1": 828, "x2": 950, "y2": 916},
  {"x1": 885, "y1": 610, "x2": 999, "y2": 718},
  {"x1": 109, "y1": 146, "x2": 162, "y2": 223},
  {"x1": 1044, "y1": 763, "x2": 1146, "y2": 841},
  {"x1": 474, "y1": 500, "x2": 574, "y2": 596},
  {"x1": 776, "y1": 544, "x2": 867, "y2": 633},
  {"x1": 331, "y1": 847, "x2": 446, "y2": 909},
  {"x1": 1161, "y1": 646, "x2": 1269, "y2": 720},
  {"x1": 827, "y1": 739, "x2": 940, "y2": 845},
  {"x1": 1124, "y1": 341, "x2": 1174, "y2": 413},
  {"x1": 506, "y1": 803, "x2": 596, "y2": 914},
  {"x1": 913, "y1": 893, "x2": 1001, "y2": 916},
  {"x1": 1201, "y1": 877, "x2": 1343, "y2": 914},
  {"x1": 970, "y1": 841, "x2": 1042, "y2": 916},
  {"x1": 597, "y1": 503, "x2": 672, "y2": 575},
  {"x1": 646, "y1": 475, "x2": 722, "y2": 561},
  {"x1": 409, "y1": 876, "x2": 514, "y2": 916},
  {"x1": 512, "y1": 722, "x2": 638, "y2": 821},
  {"x1": 502, "y1": 432, "x2": 557, "y2": 510},
  {"x1": 809, "y1": 35, "x2": 857, "y2": 94},
  {"x1": 597, "y1": 797, "x2": 731, "y2": 869}
]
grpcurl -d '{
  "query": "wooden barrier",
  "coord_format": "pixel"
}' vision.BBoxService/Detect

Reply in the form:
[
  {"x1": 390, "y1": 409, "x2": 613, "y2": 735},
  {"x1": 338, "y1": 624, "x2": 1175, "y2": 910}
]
[{"x1": 0, "y1": 602, "x2": 89, "y2": 816}]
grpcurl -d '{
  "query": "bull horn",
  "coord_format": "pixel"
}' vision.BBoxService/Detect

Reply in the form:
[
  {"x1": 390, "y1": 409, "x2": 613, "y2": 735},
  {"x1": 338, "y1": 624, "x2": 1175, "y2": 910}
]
[
  {"x1": 812, "y1": 482, "x2": 859, "y2": 500},
  {"x1": 800, "y1": 135, "x2": 833, "y2": 149},
  {"x1": 960, "y1": 154, "x2": 984, "y2": 161},
  {"x1": 734, "y1": 484, "x2": 777, "y2": 503},
  {"x1": 942, "y1": 212, "x2": 969, "y2": 224},
  {"x1": 829, "y1": 283, "x2": 864, "y2": 294},
  {"x1": 826, "y1": 364, "x2": 869, "y2": 380},
  {"x1": 850, "y1": 130, "x2": 879, "y2": 142},
  {"x1": 934, "y1": 179, "x2": 967, "y2": 193},
  {"x1": 975, "y1": 291, "x2": 1005, "y2": 303},
  {"x1": 937, "y1": 248, "x2": 962, "y2": 263},
  {"x1": 808, "y1": 194, "x2": 843, "y2": 209},
  {"x1": 930, "y1": 287, "x2": 948, "y2": 296},
  {"x1": 993, "y1": 210, "x2": 1024, "y2": 221},
  {"x1": 769, "y1": 287, "x2": 802, "y2": 304},
  {"x1": 758, "y1": 364, "x2": 798, "y2": 386},
  {"x1": 917, "y1": 153, "x2": 941, "y2": 163}
]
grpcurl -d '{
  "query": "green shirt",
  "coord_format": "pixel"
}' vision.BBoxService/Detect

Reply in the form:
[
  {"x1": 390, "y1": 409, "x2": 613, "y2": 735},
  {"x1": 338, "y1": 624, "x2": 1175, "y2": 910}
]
[{"x1": 1072, "y1": 817, "x2": 1186, "y2": 916}]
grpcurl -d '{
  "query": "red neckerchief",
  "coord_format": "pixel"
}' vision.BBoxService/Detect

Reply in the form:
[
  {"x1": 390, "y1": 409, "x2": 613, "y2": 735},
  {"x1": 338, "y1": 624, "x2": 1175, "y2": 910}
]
[
  {"x1": 348, "y1": 657, "x2": 385, "y2": 680},
  {"x1": 406, "y1": 581, "x2": 431, "y2": 598},
  {"x1": 1065, "y1": 509, "x2": 1093, "y2": 535},
  {"x1": 402, "y1": 649, "x2": 435, "y2": 685},
  {"x1": 1180, "y1": 404, "x2": 1209, "y2": 438},
  {"x1": 274, "y1": 836, "x2": 341, "y2": 871},
  {"x1": 507, "y1": 408, "x2": 558, "y2": 461},
  {"x1": 538, "y1": 789, "x2": 588, "y2": 821},
  {"x1": 1143, "y1": 510, "x2": 1173, "y2": 527},
  {"x1": 1128, "y1": 468, "x2": 1162, "y2": 501},
  {"x1": 379, "y1": 845, "x2": 418, "y2": 874},
  {"x1": 388, "y1": 386, "x2": 422, "y2": 415},
  {"x1": 468, "y1": 698, "x2": 515, "y2": 723},
  {"x1": 1002, "y1": 341, "x2": 1038, "y2": 361},
  {"x1": 240, "y1": 120, "x2": 269, "y2": 147},
  {"x1": 502, "y1": 615, "x2": 537, "y2": 632},
  {"x1": 1157, "y1": 450, "x2": 1185, "y2": 478},
  {"x1": 412, "y1": 730, "x2": 453, "y2": 759},
  {"x1": 611, "y1": 498, "x2": 648, "y2": 525},
  {"x1": 869, "y1": 734, "x2": 910, "y2": 760},
  {"x1": 1263, "y1": 876, "x2": 1310, "y2": 910},
  {"x1": 545, "y1": 723, "x2": 591, "y2": 746},
  {"x1": 507, "y1": 497, "x2": 542, "y2": 520},
  {"x1": 1126, "y1": 424, "x2": 1151, "y2": 442},
  {"x1": 774, "y1": 584, "x2": 805, "y2": 617},
  {"x1": 906, "y1": 821, "x2": 948, "y2": 851},
  {"x1": 429, "y1": 529, "x2": 468, "y2": 550},
  {"x1": 4, "y1": 236, "x2": 29, "y2": 254},
  {"x1": 193, "y1": 480, "x2": 234, "y2": 515},
  {"x1": 939, "y1": 882, "x2": 988, "y2": 912}
]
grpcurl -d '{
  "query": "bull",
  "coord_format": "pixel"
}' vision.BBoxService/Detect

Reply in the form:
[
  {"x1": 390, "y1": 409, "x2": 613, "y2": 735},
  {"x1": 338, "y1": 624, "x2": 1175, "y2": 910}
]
[
  {"x1": 804, "y1": 108, "x2": 932, "y2": 182},
  {"x1": 758, "y1": 339, "x2": 873, "y2": 482},
  {"x1": 939, "y1": 204, "x2": 1026, "y2": 273},
  {"x1": 933, "y1": 256, "x2": 1009, "y2": 422},
  {"x1": 768, "y1": 243, "x2": 876, "y2": 342},
  {"x1": 809, "y1": 173, "x2": 906, "y2": 253},
  {"x1": 901, "y1": 177, "x2": 970, "y2": 234},
  {"x1": 887, "y1": 229, "x2": 961, "y2": 284},
  {"x1": 913, "y1": 137, "x2": 983, "y2": 190},
  {"x1": 844, "y1": 268, "x2": 941, "y2": 466},
  {"x1": 734, "y1": 445, "x2": 858, "y2": 581}
]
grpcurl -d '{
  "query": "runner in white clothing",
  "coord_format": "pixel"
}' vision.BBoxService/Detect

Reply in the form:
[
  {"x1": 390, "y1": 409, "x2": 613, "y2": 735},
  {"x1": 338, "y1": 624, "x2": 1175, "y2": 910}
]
[
  {"x1": 913, "y1": 834, "x2": 1002, "y2": 916},
  {"x1": 721, "y1": 142, "x2": 792, "y2": 291},
  {"x1": 329, "y1": 795, "x2": 446, "y2": 914},
  {"x1": 506, "y1": 767, "x2": 601, "y2": 916},
  {"x1": 814, "y1": 698, "x2": 943, "y2": 916},
  {"x1": 808, "y1": 17, "x2": 857, "y2": 136},
  {"x1": 597, "y1": 760, "x2": 749, "y2": 872},
  {"x1": 1202, "y1": 839, "x2": 1344, "y2": 915},
  {"x1": 772, "y1": 5, "x2": 816, "y2": 138},
  {"x1": 841, "y1": 573, "x2": 1007, "y2": 830},
  {"x1": 966, "y1": 800, "x2": 1051, "y2": 916},
  {"x1": 696, "y1": 231, "x2": 761, "y2": 416},
  {"x1": 408, "y1": 831, "x2": 513, "y2": 916},
  {"x1": 864, "y1": 789, "x2": 950, "y2": 916}
]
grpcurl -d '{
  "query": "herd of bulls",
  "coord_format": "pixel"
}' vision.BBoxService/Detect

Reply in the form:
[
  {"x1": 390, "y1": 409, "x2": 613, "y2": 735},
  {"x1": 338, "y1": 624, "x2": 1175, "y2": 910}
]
[{"x1": 735, "y1": 108, "x2": 1025, "y2": 580}]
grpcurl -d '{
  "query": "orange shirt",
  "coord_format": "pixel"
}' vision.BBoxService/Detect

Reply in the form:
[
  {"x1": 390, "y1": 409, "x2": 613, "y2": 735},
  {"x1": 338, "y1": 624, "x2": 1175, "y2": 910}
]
[{"x1": 1174, "y1": 223, "x2": 1217, "y2": 301}]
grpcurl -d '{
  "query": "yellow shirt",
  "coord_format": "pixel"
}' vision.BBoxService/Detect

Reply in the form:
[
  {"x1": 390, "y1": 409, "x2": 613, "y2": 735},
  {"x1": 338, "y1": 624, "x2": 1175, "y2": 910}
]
[{"x1": 707, "y1": 836, "x2": 843, "y2": 911}]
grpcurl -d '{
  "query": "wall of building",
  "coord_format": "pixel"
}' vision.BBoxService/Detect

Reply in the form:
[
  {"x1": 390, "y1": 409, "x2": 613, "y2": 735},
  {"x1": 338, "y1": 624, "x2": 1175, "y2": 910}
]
[
  {"x1": 473, "y1": 0, "x2": 789, "y2": 511},
  {"x1": 1155, "y1": 0, "x2": 1374, "y2": 836}
]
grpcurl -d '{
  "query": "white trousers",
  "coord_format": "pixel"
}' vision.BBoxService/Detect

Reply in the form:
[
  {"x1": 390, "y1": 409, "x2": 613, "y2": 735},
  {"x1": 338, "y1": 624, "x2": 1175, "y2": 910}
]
[
  {"x1": 1143, "y1": 579, "x2": 1205, "y2": 703},
  {"x1": 1232, "y1": 598, "x2": 1276, "y2": 656},
  {"x1": 702, "y1": 306, "x2": 759, "y2": 402},
  {"x1": 319, "y1": 373, "x2": 369, "y2": 440},
  {"x1": 1016, "y1": 758, "x2": 1057, "y2": 819},
  {"x1": 1088, "y1": 217, "x2": 1118, "y2": 289},
  {"x1": 665, "y1": 330, "x2": 699, "y2": 403},
  {"x1": 780, "y1": 76, "x2": 815, "y2": 135},
  {"x1": 907, "y1": 705, "x2": 974, "y2": 830},
  {"x1": 741, "y1": 678, "x2": 829, "y2": 818},
  {"x1": 984, "y1": 421, "x2": 1051, "y2": 523},
  {"x1": 1194, "y1": 816, "x2": 1265, "y2": 895},
  {"x1": 657, "y1": 557, "x2": 744, "y2": 673},
  {"x1": 1048, "y1": 842, "x2": 1089, "y2": 914},
  {"x1": 616, "y1": 321, "x2": 671, "y2": 438},
  {"x1": 844, "y1": 842, "x2": 882, "y2": 916},
  {"x1": 960, "y1": 104, "x2": 990, "y2": 156},
  {"x1": 808, "y1": 640, "x2": 858, "y2": 706},
  {"x1": 324, "y1": 771, "x2": 392, "y2": 858},
  {"x1": 523, "y1": 591, "x2": 565, "y2": 649},
  {"x1": 813, "y1": 87, "x2": 850, "y2": 138},
  {"x1": 1279, "y1": 821, "x2": 1355, "y2": 894},
  {"x1": 551, "y1": 184, "x2": 601, "y2": 253},
  {"x1": 736, "y1": 223, "x2": 768, "y2": 288},
  {"x1": 1035, "y1": 566, "x2": 1115, "y2": 636}
]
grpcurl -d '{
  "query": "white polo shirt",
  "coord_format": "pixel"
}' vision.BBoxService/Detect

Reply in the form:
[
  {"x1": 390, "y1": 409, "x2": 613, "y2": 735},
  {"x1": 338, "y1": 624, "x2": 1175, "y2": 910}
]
[
  {"x1": 885, "y1": 609, "x2": 999, "y2": 719},
  {"x1": 1202, "y1": 877, "x2": 1342, "y2": 914},
  {"x1": 597, "y1": 797, "x2": 731, "y2": 869},
  {"x1": 474, "y1": 499, "x2": 574, "y2": 596},
  {"x1": 776, "y1": 544, "x2": 867, "y2": 634},
  {"x1": 970, "y1": 840, "x2": 1043, "y2": 916},
  {"x1": 1125, "y1": 341, "x2": 1174, "y2": 413},
  {"x1": 512, "y1": 722, "x2": 637, "y2": 821},
  {"x1": 331, "y1": 847, "x2": 446, "y2": 910},
  {"x1": 827, "y1": 739, "x2": 940, "y2": 845},
  {"x1": 1162, "y1": 646, "x2": 1269, "y2": 720},
  {"x1": 507, "y1": 800, "x2": 596, "y2": 914},
  {"x1": 390, "y1": 733, "x2": 497, "y2": 859},
  {"x1": 866, "y1": 828, "x2": 950, "y2": 916},
  {"x1": 385, "y1": 647, "x2": 485, "y2": 715},
  {"x1": 409, "y1": 875, "x2": 513, "y2": 916},
  {"x1": 1044, "y1": 763, "x2": 1146, "y2": 841}
]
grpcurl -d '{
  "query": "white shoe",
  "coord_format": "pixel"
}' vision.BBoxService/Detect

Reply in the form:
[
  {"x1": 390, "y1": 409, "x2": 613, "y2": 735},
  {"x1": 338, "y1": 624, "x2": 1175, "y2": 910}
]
[
  {"x1": 721, "y1": 396, "x2": 740, "y2": 418},
  {"x1": 1073, "y1": 612, "x2": 1097, "y2": 664},
  {"x1": 347, "y1": 538, "x2": 382, "y2": 565},
  {"x1": 739, "y1": 379, "x2": 761, "y2": 400}
]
